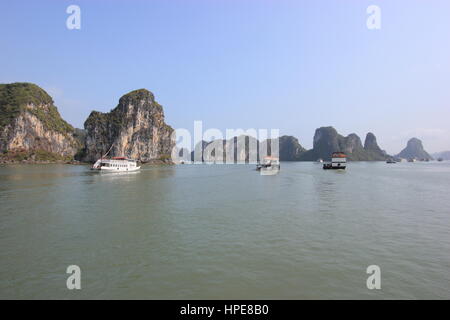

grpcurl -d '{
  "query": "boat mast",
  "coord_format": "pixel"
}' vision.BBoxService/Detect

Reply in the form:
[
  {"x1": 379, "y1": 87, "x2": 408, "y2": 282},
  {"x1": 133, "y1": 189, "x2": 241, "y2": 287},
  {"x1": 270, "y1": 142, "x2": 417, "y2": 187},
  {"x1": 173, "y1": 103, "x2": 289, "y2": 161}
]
[{"x1": 102, "y1": 144, "x2": 114, "y2": 159}]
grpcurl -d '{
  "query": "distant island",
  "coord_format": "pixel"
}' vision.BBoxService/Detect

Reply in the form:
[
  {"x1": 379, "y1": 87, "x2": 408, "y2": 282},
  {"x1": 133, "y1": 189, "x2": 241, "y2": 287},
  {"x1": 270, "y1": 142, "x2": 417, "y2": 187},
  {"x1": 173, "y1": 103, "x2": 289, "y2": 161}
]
[
  {"x1": 432, "y1": 151, "x2": 450, "y2": 161},
  {"x1": 0, "y1": 82, "x2": 438, "y2": 164}
]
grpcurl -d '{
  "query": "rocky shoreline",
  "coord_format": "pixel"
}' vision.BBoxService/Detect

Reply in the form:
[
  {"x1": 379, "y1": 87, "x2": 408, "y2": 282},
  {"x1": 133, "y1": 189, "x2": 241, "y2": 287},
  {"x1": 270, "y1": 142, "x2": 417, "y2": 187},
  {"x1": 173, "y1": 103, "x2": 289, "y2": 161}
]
[
  {"x1": 0, "y1": 158, "x2": 173, "y2": 165},
  {"x1": 0, "y1": 157, "x2": 85, "y2": 165}
]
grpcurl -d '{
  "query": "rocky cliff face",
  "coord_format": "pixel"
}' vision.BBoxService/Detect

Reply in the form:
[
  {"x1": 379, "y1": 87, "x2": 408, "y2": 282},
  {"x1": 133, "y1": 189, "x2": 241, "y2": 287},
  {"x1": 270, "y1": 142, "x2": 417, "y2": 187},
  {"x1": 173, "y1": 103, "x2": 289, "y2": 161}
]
[
  {"x1": 363, "y1": 132, "x2": 388, "y2": 160},
  {"x1": 364, "y1": 132, "x2": 381, "y2": 151},
  {"x1": 299, "y1": 127, "x2": 344, "y2": 161},
  {"x1": 81, "y1": 89, "x2": 174, "y2": 163},
  {"x1": 341, "y1": 133, "x2": 365, "y2": 157},
  {"x1": 396, "y1": 138, "x2": 433, "y2": 160},
  {"x1": 277, "y1": 135, "x2": 306, "y2": 161},
  {"x1": 299, "y1": 127, "x2": 389, "y2": 161},
  {"x1": 0, "y1": 83, "x2": 80, "y2": 161}
]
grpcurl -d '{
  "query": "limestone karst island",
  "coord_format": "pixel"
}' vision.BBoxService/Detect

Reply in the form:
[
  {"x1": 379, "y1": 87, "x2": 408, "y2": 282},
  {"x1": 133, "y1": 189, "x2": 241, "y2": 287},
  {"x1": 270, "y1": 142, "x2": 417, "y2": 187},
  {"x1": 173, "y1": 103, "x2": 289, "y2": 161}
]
[
  {"x1": 0, "y1": 83, "x2": 435, "y2": 164},
  {"x1": 1, "y1": 0, "x2": 450, "y2": 303}
]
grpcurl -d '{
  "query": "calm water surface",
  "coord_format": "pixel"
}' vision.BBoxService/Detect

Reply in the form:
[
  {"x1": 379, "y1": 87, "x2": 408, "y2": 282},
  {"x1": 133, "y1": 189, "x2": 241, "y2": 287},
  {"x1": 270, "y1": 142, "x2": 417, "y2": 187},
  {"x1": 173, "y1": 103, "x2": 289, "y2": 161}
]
[{"x1": 0, "y1": 162, "x2": 449, "y2": 299}]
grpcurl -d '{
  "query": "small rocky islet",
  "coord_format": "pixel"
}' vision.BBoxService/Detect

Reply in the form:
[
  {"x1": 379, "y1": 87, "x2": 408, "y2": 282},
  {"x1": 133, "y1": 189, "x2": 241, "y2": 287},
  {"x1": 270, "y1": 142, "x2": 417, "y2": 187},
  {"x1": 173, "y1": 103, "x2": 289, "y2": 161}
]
[{"x1": 0, "y1": 82, "x2": 434, "y2": 164}]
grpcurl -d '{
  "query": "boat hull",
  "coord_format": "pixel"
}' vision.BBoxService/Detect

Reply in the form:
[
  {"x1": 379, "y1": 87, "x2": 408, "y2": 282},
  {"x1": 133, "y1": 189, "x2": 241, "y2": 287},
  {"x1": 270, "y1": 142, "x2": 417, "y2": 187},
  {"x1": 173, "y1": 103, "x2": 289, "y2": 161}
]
[
  {"x1": 260, "y1": 168, "x2": 280, "y2": 175},
  {"x1": 99, "y1": 166, "x2": 141, "y2": 172},
  {"x1": 323, "y1": 164, "x2": 346, "y2": 170}
]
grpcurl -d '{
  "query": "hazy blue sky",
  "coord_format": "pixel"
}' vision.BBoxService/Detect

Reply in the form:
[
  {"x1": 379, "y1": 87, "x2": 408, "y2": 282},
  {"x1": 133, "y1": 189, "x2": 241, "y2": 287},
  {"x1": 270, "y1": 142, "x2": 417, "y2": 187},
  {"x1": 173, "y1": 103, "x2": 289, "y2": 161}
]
[{"x1": 1, "y1": 0, "x2": 449, "y2": 153}]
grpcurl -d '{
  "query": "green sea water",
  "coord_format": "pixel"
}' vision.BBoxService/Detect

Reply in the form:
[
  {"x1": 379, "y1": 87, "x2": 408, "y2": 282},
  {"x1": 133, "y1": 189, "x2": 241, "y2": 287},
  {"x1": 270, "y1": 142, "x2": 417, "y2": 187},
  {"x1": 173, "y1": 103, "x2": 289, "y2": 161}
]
[{"x1": 0, "y1": 161, "x2": 449, "y2": 299}]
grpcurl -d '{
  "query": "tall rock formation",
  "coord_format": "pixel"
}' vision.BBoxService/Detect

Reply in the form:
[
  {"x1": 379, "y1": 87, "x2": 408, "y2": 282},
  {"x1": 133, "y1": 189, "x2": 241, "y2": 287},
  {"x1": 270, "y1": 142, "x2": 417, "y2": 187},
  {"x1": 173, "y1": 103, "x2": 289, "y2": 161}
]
[
  {"x1": 299, "y1": 127, "x2": 345, "y2": 161},
  {"x1": 299, "y1": 126, "x2": 389, "y2": 161},
  {"x1": 277, "y1": 135, "x2": 306, "y2": 161},
  {"x1": 0, "y1": 82, "x2": 81, "y2": 161},
  {"x1": 341, "y1": 133, "x2": 365, "y2": 158},
  {"x1": 363, "y1": 132, "x2": 388, "y2": 161},
  {"x1": 81, "y1": 89, "x2": 174, "y2": 162},
  {"x1": 396, "y1": 138, "x2": 433, "y2": 160}
]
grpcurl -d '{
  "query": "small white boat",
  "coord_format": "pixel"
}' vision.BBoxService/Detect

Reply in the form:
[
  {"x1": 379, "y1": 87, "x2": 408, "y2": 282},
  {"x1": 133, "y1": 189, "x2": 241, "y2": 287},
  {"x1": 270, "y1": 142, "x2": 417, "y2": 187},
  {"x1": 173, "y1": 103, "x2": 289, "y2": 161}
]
[
  {"x1": 259, "y1": 156, "x2": 280, "y2": 175},
  {"x1": 316, "y1": 158, "x2": 324, "y2": 163},
  {"x1": 91, "y1": 157, "x2": 140, "y2": 172}
]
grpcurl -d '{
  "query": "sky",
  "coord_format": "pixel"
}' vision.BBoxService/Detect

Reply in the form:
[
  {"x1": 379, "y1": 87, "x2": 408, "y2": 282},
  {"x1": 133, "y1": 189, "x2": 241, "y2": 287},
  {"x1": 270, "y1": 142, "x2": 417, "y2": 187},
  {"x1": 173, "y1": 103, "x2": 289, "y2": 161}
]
[{"x1": 1, "y1": 0, "x2": 449, "y2": 154}]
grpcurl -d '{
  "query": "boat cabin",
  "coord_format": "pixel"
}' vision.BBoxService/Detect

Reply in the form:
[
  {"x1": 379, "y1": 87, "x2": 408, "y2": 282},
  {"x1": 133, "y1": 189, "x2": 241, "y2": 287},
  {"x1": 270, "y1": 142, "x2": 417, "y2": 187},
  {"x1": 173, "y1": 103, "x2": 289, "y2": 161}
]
[
  {"x1": 92, "y1": 157, "x2": 140, "y2": 172},
  {"x1": 323, "y1": 152, "x2": 347, "y2": 170}
]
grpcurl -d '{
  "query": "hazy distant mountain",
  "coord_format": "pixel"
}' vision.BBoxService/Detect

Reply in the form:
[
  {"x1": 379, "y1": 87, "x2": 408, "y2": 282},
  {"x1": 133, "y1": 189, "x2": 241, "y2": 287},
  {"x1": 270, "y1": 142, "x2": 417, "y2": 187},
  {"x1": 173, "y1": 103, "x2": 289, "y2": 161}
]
[
  {"x1": 396, "y1": 138, "x2": 433, "y2": 160},
  {"x1": 363, "y1": 132, "x2": 389, "y2": 161},
  {"x1": 432, "y1": 151, "x2": 450, "y2": 160},
  {"x1": 194, "y1": 135, "x2": 260, "y2": 163},
  {"x1": 299, "y1": 126, "x2": 389, "y2": 161},
  {"x1": 190, "y1": 140, "x2": 207, "y2": 162}
]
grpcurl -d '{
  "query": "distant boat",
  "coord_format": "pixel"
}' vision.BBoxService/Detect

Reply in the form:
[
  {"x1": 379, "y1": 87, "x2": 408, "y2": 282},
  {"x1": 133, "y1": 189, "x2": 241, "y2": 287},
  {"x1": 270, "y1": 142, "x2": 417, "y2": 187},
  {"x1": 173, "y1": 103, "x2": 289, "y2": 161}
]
[
  {"x1": 316, "y1": 158, "x2": 324, "y2": 163},
  {"x1": 258, "y1": 156, "x2": 280, "y2": 175},
  {"x1": 386, "y1": 158, "x2": 396, "y2": 164},
  {"x1": 438, "y1": 158, "x2": 443, "y2": 162},
  {"x1": 92, "y1": 157, "x2": 140, "y2": 172},
  {"x1": 407, "y1": 158, "x2": 416, "y2": 163},
  {"x1": 323, "y1": 152, "x2": 346, "y2": 170}
]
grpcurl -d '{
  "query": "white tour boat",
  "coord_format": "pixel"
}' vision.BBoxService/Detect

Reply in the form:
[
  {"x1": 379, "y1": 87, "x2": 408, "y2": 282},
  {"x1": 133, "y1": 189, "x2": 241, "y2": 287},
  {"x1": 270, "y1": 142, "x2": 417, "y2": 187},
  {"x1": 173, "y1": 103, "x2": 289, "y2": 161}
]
[{"x1": 91, "y1": 157, "x2": 140, "y2": 172}]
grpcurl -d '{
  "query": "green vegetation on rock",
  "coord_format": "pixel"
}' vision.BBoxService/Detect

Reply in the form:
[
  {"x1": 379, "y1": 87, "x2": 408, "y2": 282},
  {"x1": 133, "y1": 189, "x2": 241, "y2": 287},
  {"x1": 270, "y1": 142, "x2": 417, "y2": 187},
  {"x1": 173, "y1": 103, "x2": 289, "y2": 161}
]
[
  {"x1": 0, "y1": 82, "x2": 74, "y2": 136},
  {"x1": 0, "y1": 149, "x2": 73, "y2": 162},
  {"x1": 82, "y1": 88, "x2": 174, "y2": 162}
]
